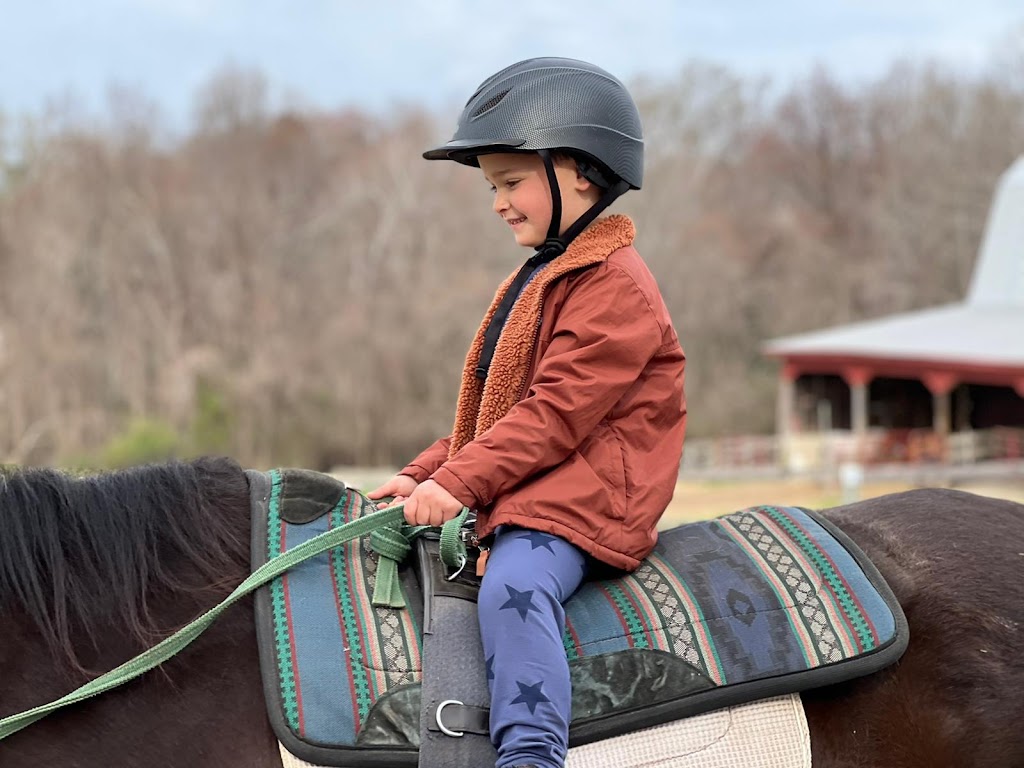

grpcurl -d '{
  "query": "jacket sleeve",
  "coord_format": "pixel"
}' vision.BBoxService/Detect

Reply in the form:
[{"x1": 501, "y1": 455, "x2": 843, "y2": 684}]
[
  {"x1": 431, "y1": 264, "x2": 665, "y2": 508},
  {"x1": 400, "y1": 435, "x2": 452, "y2": 483}
]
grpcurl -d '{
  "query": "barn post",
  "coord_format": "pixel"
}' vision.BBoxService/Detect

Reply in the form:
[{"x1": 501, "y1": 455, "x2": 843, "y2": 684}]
[
  {"x1": 776, "y1": 362, "x2": 799, "y2": 437},
  {"x1": 842, "y1": 366, "x2": 873, "y2": 438},
  {"x1": 776, "y1": 362, "x2": 799, "y2": 472},
  {"x1": 922, "y1": 371, "x2": 958, "y2": 435},
  {"x1": 922, "y1": 371, "x2": 958, "y2": 464}
]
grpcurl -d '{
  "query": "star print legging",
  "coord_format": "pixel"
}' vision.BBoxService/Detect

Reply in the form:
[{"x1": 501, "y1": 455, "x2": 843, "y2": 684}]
[{"x1": 477, "y1": 526, "x2": 588, "y2": 768}]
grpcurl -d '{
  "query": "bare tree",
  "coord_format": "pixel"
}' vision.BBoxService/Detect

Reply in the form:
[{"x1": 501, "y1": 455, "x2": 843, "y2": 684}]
[{"x1": 1, "y1": 55, "x2": 1021, "y2": 464}]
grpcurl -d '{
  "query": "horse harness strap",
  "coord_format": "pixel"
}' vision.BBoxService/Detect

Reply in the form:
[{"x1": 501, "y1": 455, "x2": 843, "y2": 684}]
[{"x1": 429, "y1": 701, "x2": 489, "y2": 737}]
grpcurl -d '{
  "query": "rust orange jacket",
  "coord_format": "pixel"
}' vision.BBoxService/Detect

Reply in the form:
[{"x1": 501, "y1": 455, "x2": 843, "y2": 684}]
[{"x1": 401, "y1": 215, "x2": 686, "y2": 571}]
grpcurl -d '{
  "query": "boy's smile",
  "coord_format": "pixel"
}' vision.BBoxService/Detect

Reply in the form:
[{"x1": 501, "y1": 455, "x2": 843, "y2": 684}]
[{"x1": 478, "y1": 153, "x2": 599, "y2": 249}]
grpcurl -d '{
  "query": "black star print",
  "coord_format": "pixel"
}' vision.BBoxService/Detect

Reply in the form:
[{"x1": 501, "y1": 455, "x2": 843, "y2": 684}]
[
  {"x1": 486, "y1": 654, "x2": 495, "y2": 681},
  {"x1": 499, "y1": 585, "x2": 541, "y2": 621},
  {"x1": 510, "y1": 680, "x2": 551, "y2": 714},
  {"x1": 517, "y1": 530, "x2": 558, "y2": 553}
]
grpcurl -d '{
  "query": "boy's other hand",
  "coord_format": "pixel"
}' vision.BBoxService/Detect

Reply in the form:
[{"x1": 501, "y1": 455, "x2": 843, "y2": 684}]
[
  {"x1": 403, "y1": 480, "x2": 464, "y2": 528},
  {"x1": 368, "y1": 475, "x2": 419, "y2": 509}
]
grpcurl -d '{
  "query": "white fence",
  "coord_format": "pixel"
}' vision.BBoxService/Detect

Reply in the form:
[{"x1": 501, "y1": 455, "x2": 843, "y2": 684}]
[{"x1": 682, "y1": 427, "x2": 1024, "y2": 478}]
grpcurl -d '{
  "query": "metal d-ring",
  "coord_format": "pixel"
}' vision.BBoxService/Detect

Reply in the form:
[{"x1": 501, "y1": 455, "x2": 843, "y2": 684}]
[
  {"x1": 445, "y1": 554, "x2": 467, "y2": 581},
  {"x1": 435, "y1": 699, "x2": 465, "y2": 737}
]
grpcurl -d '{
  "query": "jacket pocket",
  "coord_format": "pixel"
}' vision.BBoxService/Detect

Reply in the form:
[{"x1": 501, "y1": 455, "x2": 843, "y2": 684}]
[{"x1": 578, "y1": 423, "x2": 627, "y2": 521}]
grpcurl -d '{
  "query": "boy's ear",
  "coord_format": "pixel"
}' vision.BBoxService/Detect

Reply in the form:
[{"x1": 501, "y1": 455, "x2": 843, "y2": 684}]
[
  {"x1": 573, "y1": 161, "x2": 595, "y2": 192},
  {"x1": 574, "y1": 157, "x2": 613, "y2": 190}
]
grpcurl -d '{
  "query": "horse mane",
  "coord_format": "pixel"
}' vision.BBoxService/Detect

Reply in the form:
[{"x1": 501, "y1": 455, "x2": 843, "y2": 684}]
[{"x1": 0, "y1": 456, "x2": 251, "y2": 669}]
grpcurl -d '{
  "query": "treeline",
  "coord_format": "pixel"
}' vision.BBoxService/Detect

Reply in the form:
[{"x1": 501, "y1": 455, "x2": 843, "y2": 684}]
[{"x1": 1, "y1": 53, "x2": 1023, "y2": 469}]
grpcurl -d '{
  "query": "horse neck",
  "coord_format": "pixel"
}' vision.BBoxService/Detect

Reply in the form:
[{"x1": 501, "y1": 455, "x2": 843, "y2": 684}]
[{"x1": 0, "y1": 456, "x2": 252, "y2": 672}]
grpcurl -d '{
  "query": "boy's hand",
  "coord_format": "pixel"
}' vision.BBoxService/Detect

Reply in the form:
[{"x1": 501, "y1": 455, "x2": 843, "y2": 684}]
[
  {"x1": 368, "y1": 475, "x2": 419, "y2": 509},
  {"x1": 403, "y1": 480, "x2": 464, "y2": 527}
]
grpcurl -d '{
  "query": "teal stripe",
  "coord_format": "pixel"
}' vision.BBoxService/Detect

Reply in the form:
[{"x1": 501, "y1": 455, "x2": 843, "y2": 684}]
[
  {"x1": 603, "y1": 582, "x2": 649, "y2": 650},
  {"x1": 562, "y1": 623, "x2": 579, "y2": 661},
  {"x1": 767, "y1": 507, "x2": 874, "y2": 651},
  {"x1": 267, "y1": 470, "x2": 300, "y2": 732},
  {"x1": 330, "y1": 493, "x2": 374, "y2": 723}
]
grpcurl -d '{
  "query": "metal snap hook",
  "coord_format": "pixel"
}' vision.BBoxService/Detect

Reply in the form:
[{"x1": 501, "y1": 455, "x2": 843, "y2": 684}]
[
  {"x1": 445, "y1": 554, "x2": 467, "y2": 581},
  {"x1": 435, "y1": 699, "x2": 464, "y2": 737}
]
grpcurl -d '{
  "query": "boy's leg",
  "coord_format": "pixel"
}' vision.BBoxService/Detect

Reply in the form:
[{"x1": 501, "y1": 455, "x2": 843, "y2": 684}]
[{"x1": 477, "y1": 527, "x2": 587, "y2": 768}]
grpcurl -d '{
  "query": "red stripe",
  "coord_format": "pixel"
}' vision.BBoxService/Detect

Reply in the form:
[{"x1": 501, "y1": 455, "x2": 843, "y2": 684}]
[
  {"x1": 343, "y1": 494, "x2": 379, "y2": 701},
  {"x1": 618, "y1": 583, "x2": 656, "y2": 649},
  {"x1": 813, "y1": 544, "x2": 877, "y2": 651},
  {"x1": 565, "y1": 616, "x2": 582, "y2": 654},
  {"x1": 327, "y1": 511, "x2": 361, "y2": 721},
  {"x1": 597, "y1": 585, "x2": 636, "y2": 648},
  {"x1": 781, "y1": 509, "x2": 880, "y2": 651}
]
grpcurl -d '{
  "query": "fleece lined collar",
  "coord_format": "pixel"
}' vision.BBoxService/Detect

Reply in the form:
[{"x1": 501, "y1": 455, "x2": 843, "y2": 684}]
[{"x1": 448, "y1": 214, "x2": 636, "y2": 458}]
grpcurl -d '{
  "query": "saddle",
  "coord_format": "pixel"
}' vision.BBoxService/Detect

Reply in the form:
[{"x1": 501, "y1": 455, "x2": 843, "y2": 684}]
[{"x1": 248, "y1": 469, "x2": 908, "y2": 768}]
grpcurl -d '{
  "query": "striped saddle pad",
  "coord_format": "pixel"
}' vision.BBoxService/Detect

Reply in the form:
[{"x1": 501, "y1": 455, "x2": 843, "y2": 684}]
[{"x1": 249, "y1": 469, "x2": 907, "y2": 767}]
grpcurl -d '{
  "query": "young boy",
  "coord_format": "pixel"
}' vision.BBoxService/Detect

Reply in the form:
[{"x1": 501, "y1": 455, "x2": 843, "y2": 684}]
[{"x1": 368, "y1": 57, "x2": 686, "y2": 768}]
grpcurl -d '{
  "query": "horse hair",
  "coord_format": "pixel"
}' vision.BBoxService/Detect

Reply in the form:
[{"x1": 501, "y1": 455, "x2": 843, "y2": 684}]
[{"x1": 0, "y1": 456, "x2": 251, "y2": 669}]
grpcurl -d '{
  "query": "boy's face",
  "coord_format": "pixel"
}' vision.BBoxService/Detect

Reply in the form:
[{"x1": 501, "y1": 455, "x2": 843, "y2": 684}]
[{"x1": 478, "y1": 153, "x2": 595, "y2": 249}]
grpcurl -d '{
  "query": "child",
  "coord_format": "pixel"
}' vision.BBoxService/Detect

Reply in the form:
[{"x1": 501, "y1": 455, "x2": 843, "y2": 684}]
[{"x1": 368, "y1": 57, "x2": 686, "y2": 768}]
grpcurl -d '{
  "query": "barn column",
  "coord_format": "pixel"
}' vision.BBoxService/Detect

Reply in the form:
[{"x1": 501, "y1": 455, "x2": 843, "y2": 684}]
[
  {"x1": 776, "y1": 362, "x2": 799, "y2": 438},
  {"x1": 954, "y1": 384, "x2": 971, "y2": 431},
  {"x1": 776, "y1": 363, "x2": 800, "y2": 472},
  {"x1": 922, "y1": 371, "x2": 958, "y2": 435},
  {"x1": 842, "y1": 366, "x2": 873, "y2": 437}
]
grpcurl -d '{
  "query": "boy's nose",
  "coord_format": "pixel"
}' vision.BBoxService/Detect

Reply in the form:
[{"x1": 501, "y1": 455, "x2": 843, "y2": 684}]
[{"x1": 492, "y1": 191, "x2": 509, "y2": 214}]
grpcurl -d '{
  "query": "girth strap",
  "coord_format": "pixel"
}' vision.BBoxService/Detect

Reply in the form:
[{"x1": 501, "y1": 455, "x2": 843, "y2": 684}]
[{"x1": 416, "y1": 537, "x2": 498, "y2": 767}]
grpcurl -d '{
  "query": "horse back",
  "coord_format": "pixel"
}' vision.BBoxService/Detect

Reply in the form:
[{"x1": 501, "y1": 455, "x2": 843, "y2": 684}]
[{"x1": 807, "y1": 488, "x2": 1024, "y2": 768}]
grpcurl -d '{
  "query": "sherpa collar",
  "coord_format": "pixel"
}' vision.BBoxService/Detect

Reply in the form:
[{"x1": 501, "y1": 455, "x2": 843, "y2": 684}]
[{"x1": 448, "y1": 214, "x2": 636, "y2": 458}]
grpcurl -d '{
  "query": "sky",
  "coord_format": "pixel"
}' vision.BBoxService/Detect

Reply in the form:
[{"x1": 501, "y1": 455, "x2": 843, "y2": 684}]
[{"x1": 2, "y1": 0, "x2": 1023, "y2": 132}]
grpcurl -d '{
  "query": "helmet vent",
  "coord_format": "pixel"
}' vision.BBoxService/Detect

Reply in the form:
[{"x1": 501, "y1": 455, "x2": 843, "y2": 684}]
[{"x1": 471, "y1": 89, "x2": 511, "y2": 118}]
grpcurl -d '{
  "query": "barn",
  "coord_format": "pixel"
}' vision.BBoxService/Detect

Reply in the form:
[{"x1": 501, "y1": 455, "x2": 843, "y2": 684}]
[{"x1": 763, "y1": 155, "x2": 1024, "y2": 470}]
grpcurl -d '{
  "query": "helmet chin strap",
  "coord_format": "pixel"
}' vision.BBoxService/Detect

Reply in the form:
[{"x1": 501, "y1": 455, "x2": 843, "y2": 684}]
[
  {"x1": 536, "y1": 149, "x2": 630, "y2": 261},
  {"x1": 473, "y1": 150, "x2": 631, "y2": 383}
]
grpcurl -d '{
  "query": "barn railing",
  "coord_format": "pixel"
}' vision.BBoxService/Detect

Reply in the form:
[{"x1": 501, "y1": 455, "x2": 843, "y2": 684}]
[{"x1": 681, "y1": 427, "x2": 1024, "y2": 476}]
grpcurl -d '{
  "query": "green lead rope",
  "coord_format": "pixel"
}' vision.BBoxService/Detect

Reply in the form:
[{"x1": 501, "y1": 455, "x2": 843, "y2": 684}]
[
  {"x1": 0, "y1": 503, "x2": 411, "y2": 742},
  {"x1": 369, "y1": 506, "x2": 470, "y2": 608}
]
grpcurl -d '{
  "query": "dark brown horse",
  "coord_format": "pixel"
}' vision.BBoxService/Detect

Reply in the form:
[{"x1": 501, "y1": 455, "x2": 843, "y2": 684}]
[{"x1": 1, "y1": 456, "x2": 1022, "y2": 767}]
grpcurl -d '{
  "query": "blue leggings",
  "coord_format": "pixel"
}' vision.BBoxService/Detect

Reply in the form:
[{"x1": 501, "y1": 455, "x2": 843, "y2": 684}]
[{"x1": 477, "y1": 527, "x2": 587, "y2": 768}]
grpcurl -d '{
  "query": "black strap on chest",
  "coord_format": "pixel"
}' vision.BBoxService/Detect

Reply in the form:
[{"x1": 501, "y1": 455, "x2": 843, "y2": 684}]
[
  {"x1": 475, "y1": 252, "x2": 557, "y2": 380},
  {"x1": 474, "y1": 151, "x2": 630, "y2": 383}
]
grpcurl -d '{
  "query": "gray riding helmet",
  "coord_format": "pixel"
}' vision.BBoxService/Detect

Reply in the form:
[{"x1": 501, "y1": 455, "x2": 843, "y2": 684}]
[{"x1": 423, "y1": 57, "x2": 644, "y2": 190}]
